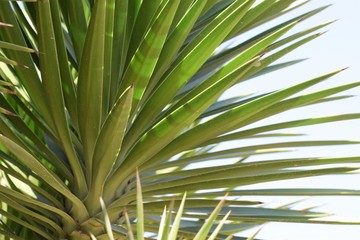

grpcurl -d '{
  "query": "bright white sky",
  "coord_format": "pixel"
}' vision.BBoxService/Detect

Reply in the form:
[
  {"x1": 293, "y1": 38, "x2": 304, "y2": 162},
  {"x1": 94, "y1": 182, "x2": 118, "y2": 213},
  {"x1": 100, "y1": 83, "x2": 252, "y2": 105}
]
[{"x1": 225, "y1": 1, "x2": 360, "y2": 239}]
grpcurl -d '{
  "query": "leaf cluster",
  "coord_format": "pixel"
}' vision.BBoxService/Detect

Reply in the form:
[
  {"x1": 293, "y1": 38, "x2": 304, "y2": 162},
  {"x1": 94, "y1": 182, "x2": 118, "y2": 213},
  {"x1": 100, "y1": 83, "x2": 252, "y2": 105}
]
[{"x1": 0, "y1": 0, "x2": 359, "y2": 239}]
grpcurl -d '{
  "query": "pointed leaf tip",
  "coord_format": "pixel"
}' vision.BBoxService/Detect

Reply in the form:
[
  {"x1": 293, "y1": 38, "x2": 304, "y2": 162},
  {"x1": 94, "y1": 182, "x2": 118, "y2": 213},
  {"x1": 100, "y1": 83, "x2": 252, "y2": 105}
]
[
  {"x1": 317, "y1": 31, "x2": 328, "y2": 36},
  {"x1": 0, "y1": 22, "x2": 13, "y2": 27},
  {"x1": 18, "y1": 63, "x2": 29, "y2": 69},
  {"x1": 0, "y1": 108, "x2": 17, "y2": 117}
]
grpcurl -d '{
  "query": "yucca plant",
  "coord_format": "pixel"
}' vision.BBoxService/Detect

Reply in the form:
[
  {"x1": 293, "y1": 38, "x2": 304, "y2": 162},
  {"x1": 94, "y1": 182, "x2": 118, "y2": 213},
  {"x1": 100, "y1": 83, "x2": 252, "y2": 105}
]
[{"x1": 0, "y1": 0, "x2": 359, "y2": 239}]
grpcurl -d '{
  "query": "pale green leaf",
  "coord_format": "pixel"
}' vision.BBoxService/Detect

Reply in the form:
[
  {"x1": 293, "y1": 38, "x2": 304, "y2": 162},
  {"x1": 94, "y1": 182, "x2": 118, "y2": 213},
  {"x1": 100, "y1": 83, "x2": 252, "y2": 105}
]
[
  {"x1": 168, "y1": 192, "x2": 187, "y2": 240},
  {"x1": 77, "y1": 0, "x2": 107, "y2": 180}
]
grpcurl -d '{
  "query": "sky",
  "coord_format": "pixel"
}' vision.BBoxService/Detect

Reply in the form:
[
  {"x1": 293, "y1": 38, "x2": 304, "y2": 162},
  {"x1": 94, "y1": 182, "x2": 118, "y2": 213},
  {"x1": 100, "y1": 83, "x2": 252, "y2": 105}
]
[{"x1": 224, "y1": 1, "x2": 360, "y2": 239}]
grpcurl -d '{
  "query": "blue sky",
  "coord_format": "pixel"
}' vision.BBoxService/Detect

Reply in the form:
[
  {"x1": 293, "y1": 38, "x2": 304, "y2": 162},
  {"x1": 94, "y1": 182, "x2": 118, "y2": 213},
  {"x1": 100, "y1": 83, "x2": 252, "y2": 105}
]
[{"x1": 226, "y1": 1, "x2": 360, "y2": 239}]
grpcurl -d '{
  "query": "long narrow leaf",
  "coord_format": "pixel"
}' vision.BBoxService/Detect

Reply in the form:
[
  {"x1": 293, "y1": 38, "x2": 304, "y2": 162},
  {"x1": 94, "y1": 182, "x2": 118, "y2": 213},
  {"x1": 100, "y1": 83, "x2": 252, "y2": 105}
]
[
  {"x1": 86, "y1": 87, "x2": 133, "y2": 213},
  {"x1": 193, "y1": 194, "x2": 227, "y2": 240},
  {"x1": 208, "y1": 211, "x2": 232, "y2": 240},
  {"x1": 118, "y1": 0, "x2": 181, "y2": 115},
  {"x1": 36, "y1": 0, "x2": 87, "y2": 197},
  {"x1": 136, "y1": 169, "x2": 144, "y2": 240},
  {"x1": 0, "y1": 135, "x2": 89, "y2": 222},
  {"x1": 146, "y1": 69, "x2": 347, "y2": 168},
  {"x1": 77, "y1": 0, "x2": 107, "y2": 181},
  {"x1": 126, "y1": 0, "x2": 256, "y2": 144},
  {"x1": 168, "y1": 192, "x2": 187, "y2": 240}
]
